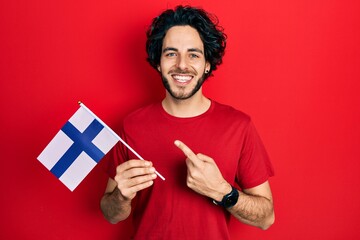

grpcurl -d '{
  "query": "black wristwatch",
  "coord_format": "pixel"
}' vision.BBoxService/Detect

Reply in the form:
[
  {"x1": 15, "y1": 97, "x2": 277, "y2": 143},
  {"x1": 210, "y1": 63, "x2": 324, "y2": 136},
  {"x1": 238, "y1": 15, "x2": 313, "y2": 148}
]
[{"x1": 213, "y1": 186, "x2": 239, "y2": 208}]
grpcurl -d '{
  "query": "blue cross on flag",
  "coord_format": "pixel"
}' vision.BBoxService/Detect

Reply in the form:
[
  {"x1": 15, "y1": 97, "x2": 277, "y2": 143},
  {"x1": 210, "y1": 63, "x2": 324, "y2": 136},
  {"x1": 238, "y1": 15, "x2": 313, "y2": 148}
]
[{"x1": 37, "y1": 104, "x2": 118, "y2": 191}]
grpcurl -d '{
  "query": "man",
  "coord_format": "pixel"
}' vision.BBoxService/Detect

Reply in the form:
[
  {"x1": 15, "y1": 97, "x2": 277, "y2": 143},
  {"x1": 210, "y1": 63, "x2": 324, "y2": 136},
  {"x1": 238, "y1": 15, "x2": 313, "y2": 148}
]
[{"x1": 100, "y1": 5, "x2": 275, "y2": 239}]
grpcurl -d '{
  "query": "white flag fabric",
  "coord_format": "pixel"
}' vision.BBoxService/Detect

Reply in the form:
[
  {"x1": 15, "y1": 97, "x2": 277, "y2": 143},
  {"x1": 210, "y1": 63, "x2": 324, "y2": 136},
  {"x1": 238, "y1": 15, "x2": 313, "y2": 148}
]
[{"x1": 38, "y1": 105, "x2": 118, "y2": 191}]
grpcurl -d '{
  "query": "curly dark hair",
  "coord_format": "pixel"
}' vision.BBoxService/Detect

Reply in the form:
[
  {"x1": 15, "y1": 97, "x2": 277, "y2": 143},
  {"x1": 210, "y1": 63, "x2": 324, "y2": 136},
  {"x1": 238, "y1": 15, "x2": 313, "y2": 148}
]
[{"x1": 146, "y1": 5, "x2": 227, "y2": 78}]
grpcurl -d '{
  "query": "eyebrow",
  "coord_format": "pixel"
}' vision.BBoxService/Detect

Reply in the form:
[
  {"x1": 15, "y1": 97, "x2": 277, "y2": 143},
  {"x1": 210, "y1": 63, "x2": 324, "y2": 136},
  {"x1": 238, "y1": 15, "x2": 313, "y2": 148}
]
[{"x1": 162, "y1": 47, "x2": 204, "y2": 55}]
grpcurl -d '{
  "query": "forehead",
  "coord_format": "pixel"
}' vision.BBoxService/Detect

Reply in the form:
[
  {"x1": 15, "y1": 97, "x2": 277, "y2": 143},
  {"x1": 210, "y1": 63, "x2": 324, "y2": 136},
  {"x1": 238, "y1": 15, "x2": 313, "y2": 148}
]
[{"x1": 162, "y1": 25, "x2": 204, "y2": 51}]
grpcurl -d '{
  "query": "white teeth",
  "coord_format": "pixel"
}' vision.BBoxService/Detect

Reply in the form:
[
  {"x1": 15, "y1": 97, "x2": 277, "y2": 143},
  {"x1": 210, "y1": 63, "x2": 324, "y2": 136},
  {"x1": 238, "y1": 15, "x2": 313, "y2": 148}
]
[{"x1": 172, "y1": 75, "x2": 192, "y2": 82}]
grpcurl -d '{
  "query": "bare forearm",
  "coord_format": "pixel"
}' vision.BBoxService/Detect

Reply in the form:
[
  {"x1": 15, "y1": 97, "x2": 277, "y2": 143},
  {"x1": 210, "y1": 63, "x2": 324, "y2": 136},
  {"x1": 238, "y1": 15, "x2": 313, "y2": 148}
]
[
  {"x1": 229, "y1": 191, "x2": 274, "y2": 230},
  {"x1": 100, "y1": 188, "x2": 132, "y2": 224}
]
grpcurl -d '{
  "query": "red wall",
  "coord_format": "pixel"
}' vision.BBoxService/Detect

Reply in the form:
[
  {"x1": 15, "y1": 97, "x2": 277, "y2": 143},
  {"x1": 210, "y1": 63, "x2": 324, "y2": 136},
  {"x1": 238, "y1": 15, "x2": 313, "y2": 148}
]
[{"x1": 1, "y1": 0, "x2": 360, "y2": 239}]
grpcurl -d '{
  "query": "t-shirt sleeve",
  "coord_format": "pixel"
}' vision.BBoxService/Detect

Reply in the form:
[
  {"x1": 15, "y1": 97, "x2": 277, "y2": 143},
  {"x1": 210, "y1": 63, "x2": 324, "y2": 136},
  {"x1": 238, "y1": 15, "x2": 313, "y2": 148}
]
[{"x1": 236, "y1": 120, "x2": 274, "y2": 189}]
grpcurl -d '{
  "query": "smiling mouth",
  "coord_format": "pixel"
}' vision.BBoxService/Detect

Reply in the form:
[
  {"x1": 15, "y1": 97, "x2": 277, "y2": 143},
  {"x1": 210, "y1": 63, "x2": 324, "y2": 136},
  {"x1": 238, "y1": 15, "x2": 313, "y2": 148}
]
[{"x1": 171, "y1": 74, "x2": 193, "y2": 83}]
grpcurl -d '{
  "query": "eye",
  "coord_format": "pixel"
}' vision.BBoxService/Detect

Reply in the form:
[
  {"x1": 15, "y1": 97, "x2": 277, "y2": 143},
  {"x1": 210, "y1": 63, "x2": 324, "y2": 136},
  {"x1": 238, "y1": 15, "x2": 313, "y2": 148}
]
[
  {"x1": 189, "y1": 53, "x2": 200, "y2": 59},
  {"x1": 165, "y1": 52, "x2": 177, "y2": 57}
]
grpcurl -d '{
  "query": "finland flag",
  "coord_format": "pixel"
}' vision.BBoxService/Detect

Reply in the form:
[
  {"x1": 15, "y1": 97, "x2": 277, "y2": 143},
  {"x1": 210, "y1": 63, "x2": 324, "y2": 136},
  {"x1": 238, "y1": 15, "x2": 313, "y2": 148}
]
[{"x1": 37, "y1": 103, "x2": 118, "y2": 191}]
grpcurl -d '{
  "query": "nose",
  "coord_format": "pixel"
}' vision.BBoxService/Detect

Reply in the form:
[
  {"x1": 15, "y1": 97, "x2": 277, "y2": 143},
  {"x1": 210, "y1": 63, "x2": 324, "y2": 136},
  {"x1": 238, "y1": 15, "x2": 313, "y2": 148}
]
[{"x1": 176, "y1": 54, "x2": 188, "y2": 70}]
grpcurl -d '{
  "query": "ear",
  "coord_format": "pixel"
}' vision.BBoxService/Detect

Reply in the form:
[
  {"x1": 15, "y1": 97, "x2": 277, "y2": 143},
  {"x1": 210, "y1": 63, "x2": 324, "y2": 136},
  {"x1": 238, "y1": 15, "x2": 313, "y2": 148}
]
[
  {"x1": 205, "y1": 62, "x2": 211, "y2": 73},
  {"x1": 157, "y1": 65, "x2": 161, "y2": 72}
]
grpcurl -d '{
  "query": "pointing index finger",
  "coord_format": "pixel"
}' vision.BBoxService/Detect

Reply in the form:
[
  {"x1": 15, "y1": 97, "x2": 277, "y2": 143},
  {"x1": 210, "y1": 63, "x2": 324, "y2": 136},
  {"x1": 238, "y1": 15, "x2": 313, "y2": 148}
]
[{"x1": 174, "y1": 140, "x2": 198, "y2": 161}]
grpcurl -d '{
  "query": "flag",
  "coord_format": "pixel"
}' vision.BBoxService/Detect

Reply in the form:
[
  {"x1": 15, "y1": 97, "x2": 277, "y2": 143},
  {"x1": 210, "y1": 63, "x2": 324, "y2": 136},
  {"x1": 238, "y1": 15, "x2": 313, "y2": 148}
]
[{"x1": 37, "y1": 104, "x2": 119, "y2": 191}]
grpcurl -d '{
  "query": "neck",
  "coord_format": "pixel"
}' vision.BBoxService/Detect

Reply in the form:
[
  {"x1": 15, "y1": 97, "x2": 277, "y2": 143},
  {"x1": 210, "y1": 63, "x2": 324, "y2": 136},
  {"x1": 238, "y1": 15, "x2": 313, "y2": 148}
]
[{"x1": 162, "y1": 91, "x2": 211, "y2": 118}]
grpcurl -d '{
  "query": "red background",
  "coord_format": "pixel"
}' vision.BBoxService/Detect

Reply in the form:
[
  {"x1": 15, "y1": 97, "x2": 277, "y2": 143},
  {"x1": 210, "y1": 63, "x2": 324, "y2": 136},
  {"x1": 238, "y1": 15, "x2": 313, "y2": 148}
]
[{"x1": 1, "y1": 0, "x2": 359, "y2": 239}]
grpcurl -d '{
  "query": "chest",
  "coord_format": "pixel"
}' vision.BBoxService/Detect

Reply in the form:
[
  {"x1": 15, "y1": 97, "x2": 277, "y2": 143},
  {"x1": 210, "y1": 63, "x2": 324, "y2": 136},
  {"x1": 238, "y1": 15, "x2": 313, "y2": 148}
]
[{"x1": 125, "y1": 118, "x2": 244, "y2": 184}]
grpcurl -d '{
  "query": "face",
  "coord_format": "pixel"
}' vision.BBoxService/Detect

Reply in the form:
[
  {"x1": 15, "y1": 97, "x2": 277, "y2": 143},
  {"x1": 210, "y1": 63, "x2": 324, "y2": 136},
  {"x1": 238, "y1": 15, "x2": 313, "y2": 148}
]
[{"x1": 158, "y1": 25, "x2": 210, "y2": 100}]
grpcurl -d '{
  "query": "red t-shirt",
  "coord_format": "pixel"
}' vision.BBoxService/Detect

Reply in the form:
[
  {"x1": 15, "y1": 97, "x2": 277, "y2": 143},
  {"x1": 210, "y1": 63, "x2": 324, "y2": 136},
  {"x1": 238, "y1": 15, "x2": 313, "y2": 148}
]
[{"x1": 107, "y1": 100, "x2": 274, "y2": 239}]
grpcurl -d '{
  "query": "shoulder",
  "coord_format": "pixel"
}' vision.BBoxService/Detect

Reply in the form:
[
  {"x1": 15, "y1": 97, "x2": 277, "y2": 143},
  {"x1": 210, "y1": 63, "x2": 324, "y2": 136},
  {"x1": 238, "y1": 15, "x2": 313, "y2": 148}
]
[
  {"x1": 123, "y1": 102, "x2": 161, "y2": 125},
  {"x1": 211, "y1": 100, "x2": 251, "y2": 124}
]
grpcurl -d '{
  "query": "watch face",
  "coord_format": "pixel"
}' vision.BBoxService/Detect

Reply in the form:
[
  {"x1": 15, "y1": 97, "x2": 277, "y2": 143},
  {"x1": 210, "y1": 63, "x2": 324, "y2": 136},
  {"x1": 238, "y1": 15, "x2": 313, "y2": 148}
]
[
  {"x1": 224, "y1": 193, "x2": 238, "y2": 208},
  {"x1": 216, "y1": 186, "x2": 239, "y2": 208}
]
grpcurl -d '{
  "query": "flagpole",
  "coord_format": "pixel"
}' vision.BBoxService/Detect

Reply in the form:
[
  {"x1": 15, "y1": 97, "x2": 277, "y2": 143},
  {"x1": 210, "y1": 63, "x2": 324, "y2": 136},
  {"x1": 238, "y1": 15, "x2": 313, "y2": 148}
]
[{"x1": 78, "y1": 101, "x2": 165, "y2": 181}]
